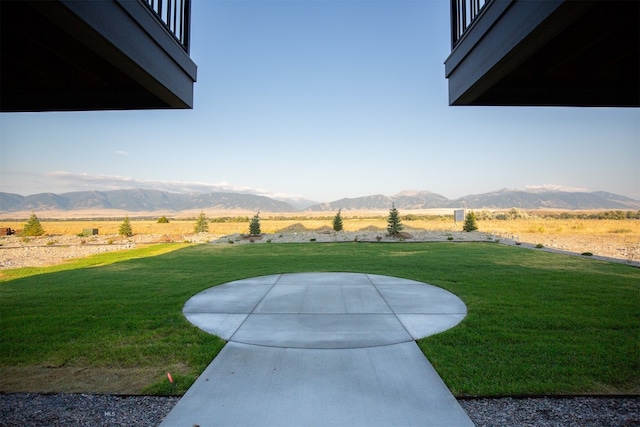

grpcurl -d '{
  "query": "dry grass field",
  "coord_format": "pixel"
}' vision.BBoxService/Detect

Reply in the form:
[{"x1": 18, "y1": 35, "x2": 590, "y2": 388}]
[
  {"x1": 2, "y1": 214, "x2": 638, "y2": 236},
  {"x1": 1, "y1": 212, "x2": 639, "y2": 265},
  {"x1": 0, "y1": 217, "x2": 457, "y2": 236}
]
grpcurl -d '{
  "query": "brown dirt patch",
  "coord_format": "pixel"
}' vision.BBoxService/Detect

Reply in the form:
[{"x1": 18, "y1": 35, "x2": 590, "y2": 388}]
[{"x1": 0, "y1": 366, "x2": 163, "y2": 394}]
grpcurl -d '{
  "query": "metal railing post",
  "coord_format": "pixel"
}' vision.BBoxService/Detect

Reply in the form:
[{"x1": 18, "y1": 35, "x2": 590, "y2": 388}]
[
  {"x1": 142, "y1": 0, "x2": 191, "y2": 52},
  {"x1": 451, "y1": 0, "x2": 491, "y2": 48}
]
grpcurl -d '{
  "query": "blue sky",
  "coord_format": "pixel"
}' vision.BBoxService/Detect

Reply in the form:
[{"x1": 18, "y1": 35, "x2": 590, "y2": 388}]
[{"x1": 1, "y1": 0, "x2": 639, "y2": 203}]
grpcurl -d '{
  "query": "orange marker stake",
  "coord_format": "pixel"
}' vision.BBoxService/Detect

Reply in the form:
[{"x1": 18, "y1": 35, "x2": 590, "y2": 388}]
[{"x1": 167, "y1": 372, "x2": 174, "y2": 383}]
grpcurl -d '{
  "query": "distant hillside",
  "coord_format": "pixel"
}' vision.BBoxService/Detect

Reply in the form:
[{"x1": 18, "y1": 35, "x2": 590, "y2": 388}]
[
  {"x1": 306, "y1": 189, "x2": 640, "y2": 211},
  {"x1": 305, "y1": 191, "x2": 450, "y2": 211},
  {"x1": 0, "y1": 189, "x2": 296, "y2": 213},
  {"x1": 1, "y1": 188, "x2": 638, "y2": 214},
  {"x1": 451, "y1": 189, "x2": 640, "y2": 210}
]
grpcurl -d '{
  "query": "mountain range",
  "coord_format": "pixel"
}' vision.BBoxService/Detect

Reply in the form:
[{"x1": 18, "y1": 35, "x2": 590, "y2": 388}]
[{"x1": 1, "y1": 188, "x2": 639, "y2": 214}]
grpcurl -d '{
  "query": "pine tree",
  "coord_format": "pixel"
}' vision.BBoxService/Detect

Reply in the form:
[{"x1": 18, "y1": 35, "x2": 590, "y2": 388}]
[
  {"x1": 249, "y1": 212, "x2": 261, "y2": 235},
  {"x1": 332, "y1": 209, "x2": 343, "y2": 232},
  {"x1": 386, "y1": 203, "x2": 403, "y2": 236},
  {"x1": 22, "y1": 212, "x2": 44, "y2": 236},
  {"x1": 463, "y1": 211, "x2": 479, "y2": 232},
  {"x1": 194, "y1": 211, "x2": 209, "y2": 233},
  {"x1": 119, "y1": 216, "x2": 133, "y2": 237}
]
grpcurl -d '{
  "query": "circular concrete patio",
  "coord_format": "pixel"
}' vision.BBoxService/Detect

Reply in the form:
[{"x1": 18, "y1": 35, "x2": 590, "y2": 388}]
[
  {"x1": 161, "y1": 273, "x2": 474, "y2": 426},
  {"x1": 183, "y1": 272, "x2": 467, "y2": 348}
]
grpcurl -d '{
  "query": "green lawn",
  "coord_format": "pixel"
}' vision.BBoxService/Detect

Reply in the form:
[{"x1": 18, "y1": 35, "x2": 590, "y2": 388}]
[{"x1": 1, "y1": 242, "x2": 638, "y2": 396}]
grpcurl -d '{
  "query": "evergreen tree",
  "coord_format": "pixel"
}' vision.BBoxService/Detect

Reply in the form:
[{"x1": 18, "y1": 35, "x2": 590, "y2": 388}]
[
  {"x1": 194, "y1": 211, "x2": 209, "y2": 233},
  {"x1": 332, "y1": 209, "x2": 343, "y2": 232},
  {"x1": 119, "y1": 216, "x2": 133, "y2": 237},
  {"x1": 249, "y1": 212, "x2": 261, "y2": 236},
  {"x1": 249, "y1": 212, "x2": 261, "y2": 235},
  {"x1": 22, "y1": 212, "x2": 44, "y2": 236},
  {"x1": 463, "y1": 211, "x2": 479, "y2": 232},
  {"x1": 386, "y1": 203, "x2": 403, "y2": 236}
]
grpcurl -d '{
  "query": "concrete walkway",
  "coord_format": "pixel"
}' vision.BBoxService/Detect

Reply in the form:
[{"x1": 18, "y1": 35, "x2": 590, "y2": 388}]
[{"x1": 160, "y1": 273, "x2": 474, "y2": 426}]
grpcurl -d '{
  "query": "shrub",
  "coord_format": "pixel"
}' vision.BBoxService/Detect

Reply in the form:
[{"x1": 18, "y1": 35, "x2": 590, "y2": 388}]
[
  {"x1": 582, "y1": 252, "x2": 593, "y2": 256},
  {"x1": 332, "y1": 209, "x2": 343, "y2": 232},
  {"x1": 22, "y1": 213, "x2": 44, "y2": 237},
  {"x1": 157, "y1": 216, "x2": 169, "y2": 224},
  {"x1": 194, "y1": 212, "x2": 209, "y2": 233},
  {"x1": 507, "y1": 208, "x2": 529, "y2": 220},
  {"x1": 119, "y1": 216, "x2": 133, "y2": 237},
  {"x1": 536, "y1": 243, "x2": 544, "y2": 248},
  {"x1": 249, "y1": 212, "x2": 261, "y2": 236},
  {"x1": 386, "y1": 203, "x2": 403, "y2": 236},
  {"x1": 609, "y1": 228, "x2": 632, "y2": 234},
  {"x1": 463, "y1": 212, "x2": 478, "y2": 232}
]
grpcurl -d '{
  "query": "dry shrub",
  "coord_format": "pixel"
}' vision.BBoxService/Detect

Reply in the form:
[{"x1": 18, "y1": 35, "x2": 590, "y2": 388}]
[
  {"x1": 313, "y1": 225, "x2": 334, "y2": 233},
  {"x1": 358, "y1": 225, "x2": 385, "y2": 232},
  {"x1": 276, "y1": 223, "x2": 308, "y2": 233}
]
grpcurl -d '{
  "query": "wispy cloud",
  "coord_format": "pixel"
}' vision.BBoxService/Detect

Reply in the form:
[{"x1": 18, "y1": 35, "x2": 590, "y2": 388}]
[
  {"x1": 115, "y1": 150, "x2": 129, "y2": 156},
  {"x1": 42, "y1": 171, "x2": 307, "y2": 201},
  {"x1": 524, "y1": 184, "x2": 589, "y2": 193}
]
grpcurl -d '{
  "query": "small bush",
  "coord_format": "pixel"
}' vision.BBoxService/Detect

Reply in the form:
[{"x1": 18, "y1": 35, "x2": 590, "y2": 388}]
[
  {"x1": 119, "y1": 216, "x2": 133, "y2": 237},
  {"x1": 447, "y1": 236, "x2": 454, "y2": 241},
  {"x1": 310, "y1": 238, "x2": 316, "y2": 242},
  {"x1": 194, "y1": 212, "x2": 209, "y2": 233},
  {"x1": 535, "y1": 243, "x2": 544, "y2": 248},
  {"x1": 581, "y1": 252, "x2": 593, "y2": 256},
  {"x1": 387, "y1": 203, "x2": 403, "y2": 236},
  {"x1": 157, "y1": 216, "x2": 169, "y2": 224},
  {"x1": 463, "y1": 212, "x2": 478, "y2": 232},
  {"x1": 249, "y1": 212, "x2": 261, "y2": 236},
  {"x1": 22, "y1": 213, "x2": 44, "y2": 237},
  {"x1": 332, "y1": 209, "x2": 343, "y2": 232}
]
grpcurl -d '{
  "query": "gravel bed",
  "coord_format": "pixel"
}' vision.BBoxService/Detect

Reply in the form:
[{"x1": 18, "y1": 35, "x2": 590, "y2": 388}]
[
  {"x1": 459, "y1": 396, "x2": 640, "y2": 427},
  {"x1": 0, "y1": 393, "x2": 179, "y2": 427},
  {"x1": 1, "y1": 393, "x2": 638, "y2": 426}
]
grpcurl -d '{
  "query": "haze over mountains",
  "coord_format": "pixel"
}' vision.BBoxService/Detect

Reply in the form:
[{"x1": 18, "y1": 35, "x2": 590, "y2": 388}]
[{"x1": 1, "y1": 188, "x2": 639, "y2": 214}]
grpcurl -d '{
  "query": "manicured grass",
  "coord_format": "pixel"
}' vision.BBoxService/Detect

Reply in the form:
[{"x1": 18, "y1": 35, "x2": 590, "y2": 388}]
[{"x1": 1, "y1": 242, "x2": 638, "y2": 396}]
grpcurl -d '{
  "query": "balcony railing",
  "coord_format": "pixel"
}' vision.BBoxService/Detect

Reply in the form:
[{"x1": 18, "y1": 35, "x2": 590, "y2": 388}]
[
  {"x1": 143, "y1": 0, "x2": 191, "y2": 52},
  {"x1": 451, "y1": 0, "x2": 491, "y2": 48}
]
